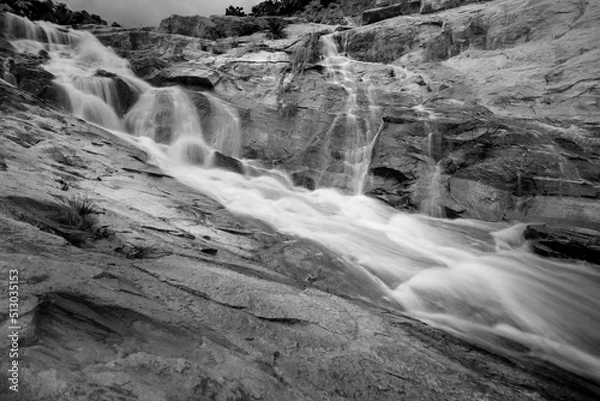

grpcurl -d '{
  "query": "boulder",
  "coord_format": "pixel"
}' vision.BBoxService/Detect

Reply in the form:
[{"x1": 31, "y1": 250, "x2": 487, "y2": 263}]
[
  {"x1": 524, "y1": 225, "x2": 600, "y2": 264},
  {"x1": 291, "y1": 171, "x2": 316, "y2": 190},
  {"x1": 162, "y1": 65, "x2": 221, "y2": 88},
  {"x1": 361, "y1": 0, "x2": 421, "y2": 25},
  {"x1": 211, "y1": 151, "x2": 245, "y2": 174},
  {"x1": 9, "y1": 53, "x2": 55, "y2": 97},
  {"x1": 95, "y1": 70, "x2": 139, "y2": 116},
  {"x1": 38, "y1": 82, "x2": 72, "y2": 108}
]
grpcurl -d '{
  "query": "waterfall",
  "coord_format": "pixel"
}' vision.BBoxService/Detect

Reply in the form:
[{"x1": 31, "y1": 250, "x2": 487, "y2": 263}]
[
  {"x1": 3, "y1": 12, "x2": 150, "y2": 129},
  {"x1": 203, "y1": 92, "x2": 242, "y2": 158},
  {"x1": 415, "y1": 104, "x2": 446, "y2": 217},
  {"x1": 3, "y1": 12, "x2": 77, "y2": 46},
  {"x1": 2, "y1": 58, "x2": 17, "y2": 85},
  {"x1": 125, "y1": 87, "x2": 203, "y2": 144},
  {"x1": 4, "y1": 14, "x2": 600, "y2": 383},
  {"x1": 317, "y1": 34, "x2": 381, "y2": 195}
]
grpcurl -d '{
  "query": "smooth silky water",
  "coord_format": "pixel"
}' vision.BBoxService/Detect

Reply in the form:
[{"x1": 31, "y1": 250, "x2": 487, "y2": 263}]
[
  {"x1": 4, "y1": 13, "x2": 600, "y2": 382},
  {"x1": 316, "y1": 35, "x2": 381, "y2": 195}
]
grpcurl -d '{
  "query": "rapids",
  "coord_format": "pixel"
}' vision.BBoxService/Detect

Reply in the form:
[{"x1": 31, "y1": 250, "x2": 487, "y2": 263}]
[{"x1": 3, "y1": 13, "x2": 600, "y2": 382}]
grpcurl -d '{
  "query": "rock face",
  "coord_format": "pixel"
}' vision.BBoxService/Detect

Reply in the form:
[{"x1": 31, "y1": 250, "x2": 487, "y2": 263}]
[
  {"x1": 341, "y1": 0, "x2": 600, "y2": 223},
  {"x1": 246, "y1": 1, "x2": 600, "y2": 224},
  {"x1": 3, "y1": 0, "x2": 600, "y2": 229},
  {"x1": 8, "y1": 0, "x2": 600, "y2": 229},
  {"x1": 367, "y1": 98, "x2": 600, "y2": 221},
  {"x1": 3, "y1": 81, "x2": 599, "y2": 400},
  {"x1": 159, "y1": 14, "x2": 289, "y2": 40}
]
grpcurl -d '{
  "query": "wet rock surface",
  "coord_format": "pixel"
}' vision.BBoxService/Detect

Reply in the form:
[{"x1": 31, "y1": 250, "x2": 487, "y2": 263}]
[
  {"x1": 1, "y1": 77, "x2": 599, "y2": 401},
  {"x1": 524, "y1": 225, "x2": 600, "y2": 264}
]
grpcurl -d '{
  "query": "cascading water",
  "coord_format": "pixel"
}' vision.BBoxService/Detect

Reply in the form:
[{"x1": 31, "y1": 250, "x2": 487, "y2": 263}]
[
  {"x1": 415, "y1": 104, "x2": 446, "y2": 218},
  {"x1": 317, "y1": 34, "x2": 382, "y2": 195},
  {"x1": 544, "y1": 143, "x2": 584, "y2": 197},
  {"x1": 203, "y1": 92, "x2": 242, "y2": 158},
  {"x1": 3, "y1": 12, "x2": 150, "y2": 130},
  {"x1": 1, "y1": 58, "x2": 17, "y2": 85},
  {"x1": 5, "y1": 13, "x2": 600, "y2": 383},
  {"x1": 3, "y1": 12, "x2": 77, "y2": 46},
  {"x1": 125, "y1": 87, "x2": 203, "y2": 143}
]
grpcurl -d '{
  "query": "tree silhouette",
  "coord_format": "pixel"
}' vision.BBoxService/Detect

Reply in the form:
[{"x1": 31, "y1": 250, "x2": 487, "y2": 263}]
[{"x1": 225, "y1": 5, "x2": 246, "y2": 16}]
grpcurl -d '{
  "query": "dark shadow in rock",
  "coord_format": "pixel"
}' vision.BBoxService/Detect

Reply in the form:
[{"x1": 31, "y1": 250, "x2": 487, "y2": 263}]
[
  {"x1": 30, "y1": 292, "x2": 209, "y2": 363},
  {"x1": 0, "y1": 153, "x2": 8, "y2": 171},
  {"x1": 38, "y1": 82, "x2": 72, "y2": 110},
  {"x1": 96, "y1": 70, "x2": 140, "y2": 116},
  {"x1": 114, "y1": 244, "x2": 172, "y2": 259},
  {"x1": 371, "y1": 166, "x2": 409, "y2": 183}
]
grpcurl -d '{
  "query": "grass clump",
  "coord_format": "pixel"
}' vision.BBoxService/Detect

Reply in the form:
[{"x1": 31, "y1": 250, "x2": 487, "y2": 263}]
[
  {"x1": 265, "y1": 18, "x2": 287, "y2": 39},
  {"x1": 278, "y1": 100, "x2": 300, "y2": 118},
  {"x1": 56, "y1": 195, "x2": 98, "y2": 230}
]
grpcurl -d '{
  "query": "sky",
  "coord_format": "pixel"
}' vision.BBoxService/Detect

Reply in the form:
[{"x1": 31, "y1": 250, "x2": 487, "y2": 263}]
[{"x1": 62, "y1": 0, "x2": 261, "y2": 27}]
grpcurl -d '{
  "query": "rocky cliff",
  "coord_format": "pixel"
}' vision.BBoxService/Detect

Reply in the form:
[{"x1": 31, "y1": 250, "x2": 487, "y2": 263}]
[{"x1": 89, "y1": 0, "x2": 600, "y2": 228}]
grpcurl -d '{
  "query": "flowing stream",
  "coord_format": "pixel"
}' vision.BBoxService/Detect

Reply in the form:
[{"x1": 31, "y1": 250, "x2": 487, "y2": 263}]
[{"x1": 4, "y1": 13, "x2": 600, "y2": 382}]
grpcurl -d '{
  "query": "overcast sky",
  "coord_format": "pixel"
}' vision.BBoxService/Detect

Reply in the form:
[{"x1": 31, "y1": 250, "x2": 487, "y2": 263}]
[{"x1": 62, "y1": 0, "x2": 261, "y2": 27}]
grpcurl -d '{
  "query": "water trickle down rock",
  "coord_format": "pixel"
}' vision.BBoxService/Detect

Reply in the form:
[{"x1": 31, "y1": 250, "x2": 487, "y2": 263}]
[
  {"x1": 416, "y1": 105, "x2": 447, "y2": 218},
  {"x1": 316, "y1": 34, "x2": 382, "y2": 195}
]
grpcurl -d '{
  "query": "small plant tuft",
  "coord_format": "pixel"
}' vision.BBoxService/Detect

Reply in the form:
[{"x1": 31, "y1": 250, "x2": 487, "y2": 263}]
[
  {"x1": 56, "y1": 195, "x2": 98, "y2": 230},
  {"x1": 278, "y1": 100, "x2": 300, "y2": 118},
  {"x1": 265, "y1": 19, "x2": 287, "y2": 40}
]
